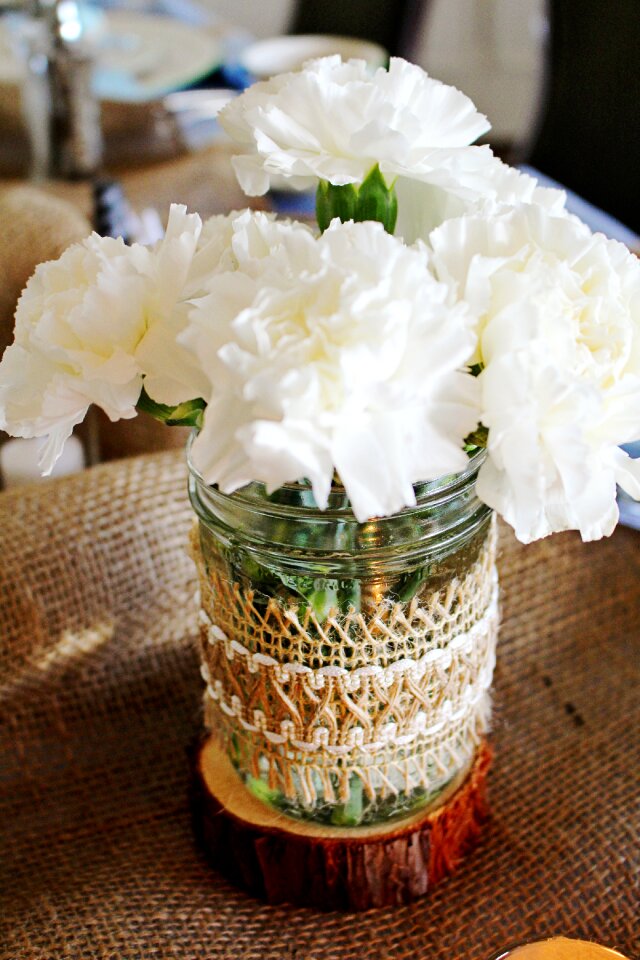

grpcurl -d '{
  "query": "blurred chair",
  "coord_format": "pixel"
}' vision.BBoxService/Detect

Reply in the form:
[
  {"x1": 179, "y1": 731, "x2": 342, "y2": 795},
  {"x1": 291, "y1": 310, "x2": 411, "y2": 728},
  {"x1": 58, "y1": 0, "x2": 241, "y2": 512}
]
[
  {"x1": 289, "y1": 0, "x2": 427, "y2": 61},
  {"x1": 525, "y1": 0, "x2": 640, "y2": 232},
  {"x1": 0, "y1": 186, "x2": 91, "y2": 358}
]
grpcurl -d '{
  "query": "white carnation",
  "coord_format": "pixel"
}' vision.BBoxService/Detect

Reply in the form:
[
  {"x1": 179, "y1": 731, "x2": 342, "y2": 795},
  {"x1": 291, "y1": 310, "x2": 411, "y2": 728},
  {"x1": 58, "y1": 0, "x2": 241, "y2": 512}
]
[
  {"x1": 136, "y1": 209, "x2": 249, "y2": 406},
  {"x1": 219, "y1": 55, "x2": 494, "y2": 199},
  {"x1": 0, "y1": 204, "x2": 203, "y2": 471},
  {"x1": 395, "y1": 156, "x2": 568, "y2": 243},
  {"x1": 475, "y1": 345, "x2": 640, "y2": 542},
  {"x1": 429, "y1": 203, "x2": 640, "y2": 541},
  {"x1": 183, "y1": 212, "x2": 479, "y2": 521}
]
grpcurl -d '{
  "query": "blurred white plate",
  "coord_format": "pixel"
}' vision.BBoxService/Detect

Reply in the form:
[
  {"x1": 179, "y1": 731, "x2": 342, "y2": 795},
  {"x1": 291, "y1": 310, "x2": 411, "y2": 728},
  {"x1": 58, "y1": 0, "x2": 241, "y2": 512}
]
[
  {"x1": 164, "y1": 88, "x2": 236, "y2": 149},
  {"x1": 0, "y1": 11, "x2": 223, "y2": 103},
  {"x1": 240, "y1": 34, "x2": 387, "y2": 80}
]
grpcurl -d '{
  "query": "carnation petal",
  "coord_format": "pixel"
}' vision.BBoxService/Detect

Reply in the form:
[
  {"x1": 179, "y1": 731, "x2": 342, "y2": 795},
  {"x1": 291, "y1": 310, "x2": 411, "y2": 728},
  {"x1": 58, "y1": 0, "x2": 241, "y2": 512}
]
[
  {"x1": 220, "y1": 55, "x2": 493, "y2": 199},
  {"x1": 611, "y1": 446, "x2": 640, "y2": 500},
  {"x1": 181, "y1": 213, "x2": 477, "y2": 519}
]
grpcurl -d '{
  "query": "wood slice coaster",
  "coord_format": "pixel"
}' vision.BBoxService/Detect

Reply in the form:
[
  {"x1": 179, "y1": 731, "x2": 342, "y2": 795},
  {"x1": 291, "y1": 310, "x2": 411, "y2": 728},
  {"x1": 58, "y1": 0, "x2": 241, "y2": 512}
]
[{"x1": 192, "y1": 737, "x2": 493, "y2": 911}]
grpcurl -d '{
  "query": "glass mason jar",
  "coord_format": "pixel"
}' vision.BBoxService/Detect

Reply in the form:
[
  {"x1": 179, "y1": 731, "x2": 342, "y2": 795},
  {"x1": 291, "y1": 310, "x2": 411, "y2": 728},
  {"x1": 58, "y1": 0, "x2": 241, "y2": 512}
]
[{"x1": 189, "y1": 446, "x2": 499, "y2": 828}]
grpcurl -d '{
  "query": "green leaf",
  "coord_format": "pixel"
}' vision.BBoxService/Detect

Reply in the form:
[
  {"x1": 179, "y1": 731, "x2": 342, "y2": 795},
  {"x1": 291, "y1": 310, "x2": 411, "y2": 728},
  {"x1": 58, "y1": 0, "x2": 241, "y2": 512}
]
[
  {"x1": 277, "y1": 571, "x2": 362, "y2": 619},
  {"x1": 246, "y1": 774, "x2": 280, "y2": 806},
  {"x1": 136, "y1": 386, "x2": 205, "y2": 428},
  {"x1": 464, "y1": 424, "x2": 489, "y2": 450},
  {"x1": 393, "y1": 565, "x2": 431, "y2": 603},
  {"x1": 310, "y1": 586, "x2": 340, "y2": 621}
]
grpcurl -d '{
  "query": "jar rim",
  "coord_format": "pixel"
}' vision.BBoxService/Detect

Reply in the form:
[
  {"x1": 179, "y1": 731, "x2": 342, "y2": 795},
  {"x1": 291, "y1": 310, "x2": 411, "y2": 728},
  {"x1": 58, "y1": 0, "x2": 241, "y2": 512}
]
[{"x1": 187, "y1": 432, "x2": 486, "y2": 523}]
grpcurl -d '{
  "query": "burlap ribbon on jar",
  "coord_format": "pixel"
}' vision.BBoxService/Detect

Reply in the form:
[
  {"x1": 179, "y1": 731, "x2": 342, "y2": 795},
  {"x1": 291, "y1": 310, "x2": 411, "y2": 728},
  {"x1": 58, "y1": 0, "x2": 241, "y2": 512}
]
[{"x1": 193, "y1": 518, "x2": 499, "y2": 810}]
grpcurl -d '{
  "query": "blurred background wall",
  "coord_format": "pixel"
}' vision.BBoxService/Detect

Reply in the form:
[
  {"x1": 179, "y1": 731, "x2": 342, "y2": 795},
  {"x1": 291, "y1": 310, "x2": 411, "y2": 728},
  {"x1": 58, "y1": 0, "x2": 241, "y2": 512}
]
[{"x1": 200, "y1": 0, "x2": 546, "y2": 146}]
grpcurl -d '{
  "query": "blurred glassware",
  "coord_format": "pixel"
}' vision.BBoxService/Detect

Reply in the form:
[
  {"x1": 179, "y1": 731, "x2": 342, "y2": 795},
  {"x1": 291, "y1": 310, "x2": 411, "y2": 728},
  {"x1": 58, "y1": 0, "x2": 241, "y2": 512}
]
[
  {"x1": 0, "y1": 4, "x2": 224, "y2": 104},
  {"x1": 162, "y1": 87, "x2": 235, "y2": 150},
  {"x1": 4, "y1": 0, "x2": 103, "y2": 179},
  {"x1": 0, "y1": 1, "x2": 234, "y2": 174},
  {"x1": 42, "y1": 0, "x2": 103, "y2": 178},
  {"x1": 91, "y1": 0, "x2": 216, "y2": 26}
]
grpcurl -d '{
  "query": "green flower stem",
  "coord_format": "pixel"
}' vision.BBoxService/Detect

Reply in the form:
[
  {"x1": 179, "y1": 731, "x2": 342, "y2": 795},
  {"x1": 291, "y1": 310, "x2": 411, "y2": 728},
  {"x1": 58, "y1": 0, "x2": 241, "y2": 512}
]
[
  {"x1": 330, "y1": 776, "x2": 363, "y2": 826},
  {"x1": 316, "y1": 164, "x2": 398, "y2": 234},
  {"x1": 316, "y1": 181, "x2": 358, "y2": 231}
]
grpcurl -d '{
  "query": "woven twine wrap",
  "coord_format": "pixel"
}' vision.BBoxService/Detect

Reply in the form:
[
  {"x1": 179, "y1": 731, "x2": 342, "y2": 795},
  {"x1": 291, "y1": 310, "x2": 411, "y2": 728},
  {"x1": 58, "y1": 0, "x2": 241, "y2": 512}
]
[
  {"x1": 195, "y1": 521, "x2": 498, "y2": 810},
  {"x1": 1, "y1": 450, "x2": 638, "y2": 960}
]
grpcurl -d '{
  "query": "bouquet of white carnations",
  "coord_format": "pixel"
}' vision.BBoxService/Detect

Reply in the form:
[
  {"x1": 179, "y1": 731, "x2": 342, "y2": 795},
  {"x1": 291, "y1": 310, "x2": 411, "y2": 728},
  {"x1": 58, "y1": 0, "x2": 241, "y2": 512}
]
[
  {"x1": 4, "y1": 55, "x2": 640, "y2": 854},
  {"x1": 2, "y1": 56, "x2": 638, "y2": 543}
]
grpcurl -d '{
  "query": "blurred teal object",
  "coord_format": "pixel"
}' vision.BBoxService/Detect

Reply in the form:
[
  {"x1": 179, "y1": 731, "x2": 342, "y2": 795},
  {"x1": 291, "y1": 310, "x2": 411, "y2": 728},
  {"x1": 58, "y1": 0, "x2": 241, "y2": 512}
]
[{"x1": 89, "y1": 10, "x2": 223, "y2": 102}]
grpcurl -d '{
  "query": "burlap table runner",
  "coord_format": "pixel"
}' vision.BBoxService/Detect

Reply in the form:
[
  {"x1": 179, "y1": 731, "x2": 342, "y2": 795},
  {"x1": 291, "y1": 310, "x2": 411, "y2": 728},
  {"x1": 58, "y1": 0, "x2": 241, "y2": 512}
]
[{"x1": 0, "y1": 451, "x2": 638, "y2": 960}]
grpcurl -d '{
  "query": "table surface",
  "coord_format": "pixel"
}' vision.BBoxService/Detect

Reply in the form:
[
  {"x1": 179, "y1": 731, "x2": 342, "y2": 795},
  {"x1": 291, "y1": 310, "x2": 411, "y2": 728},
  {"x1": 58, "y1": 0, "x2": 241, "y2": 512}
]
[{"x1": 0, "y1": 450, "x2": 638, "y2": 960}]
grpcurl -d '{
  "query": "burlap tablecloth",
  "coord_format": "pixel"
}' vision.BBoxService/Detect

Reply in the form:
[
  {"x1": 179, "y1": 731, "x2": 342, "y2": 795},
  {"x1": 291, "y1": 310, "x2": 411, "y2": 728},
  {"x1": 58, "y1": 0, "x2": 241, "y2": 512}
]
[{"x1": 0, "y1": 450, "x2": 638, "y2": 960}]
